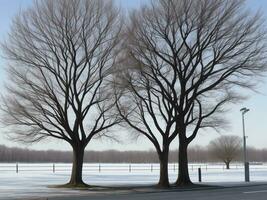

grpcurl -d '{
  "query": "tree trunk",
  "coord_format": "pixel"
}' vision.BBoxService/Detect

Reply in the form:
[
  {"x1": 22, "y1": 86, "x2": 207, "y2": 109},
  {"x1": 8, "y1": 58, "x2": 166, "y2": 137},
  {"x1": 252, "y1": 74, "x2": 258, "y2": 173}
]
[
  {"x1": 68, "y1": 145, "x2": 86, "y2": 186},
  {"x1": 225, "y1": 161, "x2": 230, "y2": 169},
  {"x1": 176, "y1": 141, "x2": 193, "y2": 186},
  {"x1": 157, "y1": 149, "x2": 170, "y2": 188}
]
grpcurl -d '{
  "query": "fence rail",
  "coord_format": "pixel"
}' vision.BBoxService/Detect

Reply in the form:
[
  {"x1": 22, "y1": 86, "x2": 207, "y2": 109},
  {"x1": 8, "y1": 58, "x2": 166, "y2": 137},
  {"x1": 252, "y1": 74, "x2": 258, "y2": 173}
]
[{"x1": 0, "y1": 163, "x2": 266, "y2": 173}]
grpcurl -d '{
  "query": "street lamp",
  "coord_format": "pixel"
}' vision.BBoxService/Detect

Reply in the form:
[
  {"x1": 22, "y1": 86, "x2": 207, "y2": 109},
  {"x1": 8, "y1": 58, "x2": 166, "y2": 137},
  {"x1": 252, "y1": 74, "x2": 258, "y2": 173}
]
[{"x1": 240, "y1": 107, "x2": 249, "y2": 182}]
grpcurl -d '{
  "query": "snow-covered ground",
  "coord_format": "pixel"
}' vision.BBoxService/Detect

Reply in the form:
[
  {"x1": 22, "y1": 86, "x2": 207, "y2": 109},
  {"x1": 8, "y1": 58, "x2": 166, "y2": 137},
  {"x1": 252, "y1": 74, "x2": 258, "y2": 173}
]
[{"x1": 0, "y1": 163, "x2": 267, "y2": 199}]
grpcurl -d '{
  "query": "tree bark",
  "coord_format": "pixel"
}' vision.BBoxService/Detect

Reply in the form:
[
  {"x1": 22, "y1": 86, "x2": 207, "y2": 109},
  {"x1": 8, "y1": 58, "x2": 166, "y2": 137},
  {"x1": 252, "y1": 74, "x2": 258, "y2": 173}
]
[
  {"x1": 157, "y1": 149, "x2": 170, "y2": 188},
  {"x1": 176, "y1": 141, "x2": 193, "y2": 186},
  {"x1": 68, "y1": 145, "x2": 86, "y2": 186},
  {"x1": 225, "y1": 161, "x2": 230, "y2": 169}
]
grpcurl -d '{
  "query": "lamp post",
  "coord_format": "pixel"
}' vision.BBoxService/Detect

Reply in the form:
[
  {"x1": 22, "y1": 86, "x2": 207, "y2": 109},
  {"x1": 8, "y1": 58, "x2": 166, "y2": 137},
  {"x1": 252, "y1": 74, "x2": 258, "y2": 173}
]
[{"x1": 240, "y1": 107, "x2": 249, "y2": 182}]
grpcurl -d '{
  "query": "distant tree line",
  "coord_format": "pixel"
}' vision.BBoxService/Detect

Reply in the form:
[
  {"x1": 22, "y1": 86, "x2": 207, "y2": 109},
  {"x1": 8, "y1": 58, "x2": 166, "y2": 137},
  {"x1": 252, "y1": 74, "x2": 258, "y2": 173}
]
[{"x1": 0, "y1": 145, "x2": 267, "y2": 163}]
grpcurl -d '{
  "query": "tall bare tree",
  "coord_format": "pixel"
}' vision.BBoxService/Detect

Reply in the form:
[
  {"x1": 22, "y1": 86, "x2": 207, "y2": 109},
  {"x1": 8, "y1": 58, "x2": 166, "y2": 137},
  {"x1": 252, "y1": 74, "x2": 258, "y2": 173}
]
[
  {"x1": 115, "y1": 64, "x2": 178, "y2": 187},
  {"x1": 1, "y1": 0, "x2": 121, "y2": 187},
  {"x1": 208, "y1": 135, "x2": 242, "y2": 169},
  {"x1": 117, "y1": 0, "x2": 267, "y2": 186}
]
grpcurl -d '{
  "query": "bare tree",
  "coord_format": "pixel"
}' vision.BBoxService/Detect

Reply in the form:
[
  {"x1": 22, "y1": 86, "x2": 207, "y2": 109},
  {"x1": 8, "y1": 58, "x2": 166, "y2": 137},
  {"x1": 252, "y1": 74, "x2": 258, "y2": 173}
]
[
  {"x1": 1, "y1": 0, "x2": 121, "y2": 187},
  {"x1": 117, "y1": 0, "x2": 267, "y2": 186},
  {"x1": 208, "y1": 135, "x2": 242, "y2": 169},
  {"x1": 115, "y1": 64, "x2": 177, "y2": 187}
]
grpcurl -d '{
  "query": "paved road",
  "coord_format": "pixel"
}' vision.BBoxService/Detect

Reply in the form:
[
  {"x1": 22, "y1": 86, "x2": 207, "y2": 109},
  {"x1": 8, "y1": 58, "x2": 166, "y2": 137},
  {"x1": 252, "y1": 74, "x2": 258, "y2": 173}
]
[{"x1": 48, "y1": 184, "x2": 267, "y2": 200}]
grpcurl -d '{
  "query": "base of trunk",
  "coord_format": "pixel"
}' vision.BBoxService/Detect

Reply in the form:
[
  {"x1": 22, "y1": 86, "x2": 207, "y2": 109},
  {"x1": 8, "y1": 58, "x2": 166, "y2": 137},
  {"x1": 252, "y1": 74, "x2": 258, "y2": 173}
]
[
  {"x1": 176, "y1": 140, "x2": 193, "y2": 187},
  {"x1": 56, "y1": 181, "x2": 90, "y2": 188},
  {"x1": 157, "y1": 180, "x2": 170, "y2": 188},
  {"x1": 225, "y1": 162, "x2": 230, "y2": 169},
  {"x1": 175, "y1": 179, "x2": 194, "y2": 187},
  {"x1": 69, "y1": 146, "x2": 86, "y2": 188}
]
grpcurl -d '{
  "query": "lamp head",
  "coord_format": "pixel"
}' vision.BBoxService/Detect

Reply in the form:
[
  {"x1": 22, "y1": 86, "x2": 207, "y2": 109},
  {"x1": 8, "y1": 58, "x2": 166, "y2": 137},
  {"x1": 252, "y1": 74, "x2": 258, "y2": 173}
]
[{"x1": 240, "y1": 107, "x2": 249, "y2": 114}]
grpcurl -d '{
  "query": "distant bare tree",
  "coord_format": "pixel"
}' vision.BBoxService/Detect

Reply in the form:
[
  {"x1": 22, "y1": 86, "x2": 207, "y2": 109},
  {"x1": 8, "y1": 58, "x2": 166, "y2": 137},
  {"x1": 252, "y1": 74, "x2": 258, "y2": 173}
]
[
  {"x1": 208, "y1": 135, "x2": 242, "y2": 169},
  {"x1": 1, "y1": 0, "x2": 121, "y2": 187},
  {"x1": 116, "y1": 0, "x2": 267, "y2": 186}
]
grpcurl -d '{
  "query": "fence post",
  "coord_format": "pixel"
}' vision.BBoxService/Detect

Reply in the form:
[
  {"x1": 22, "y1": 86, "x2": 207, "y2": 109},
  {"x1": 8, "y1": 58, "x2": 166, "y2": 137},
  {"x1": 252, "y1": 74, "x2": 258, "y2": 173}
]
[
  {"x1": 151, "y1": 164, "x2": 153, "y2": 172},
  {"x1": 53, "y1": 163, "x2": 55, "y2": 173},
  {"x1": 16, "y1": 163, "x2": 18, "y2": 173},
  {"x1": 192, "y1": 165, "x2": 193, "y2": 171},
  {"x1": 129, "y1": 164, "x2": 131, "y2": 172},
  {"x1": 99, "y1": 164, "x2": 101, "y2": 172},
  {"x1": 198, "y1": 168, "x2": 202, "y2": 182},
  {"x1": 174, "y1": 164, "x2": 175, "y2": 172}
]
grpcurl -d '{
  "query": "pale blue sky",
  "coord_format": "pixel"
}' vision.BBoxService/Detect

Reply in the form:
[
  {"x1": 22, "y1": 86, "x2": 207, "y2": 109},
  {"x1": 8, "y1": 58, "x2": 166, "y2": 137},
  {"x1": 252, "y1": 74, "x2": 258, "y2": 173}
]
[{"x1": 0, "y1": 0, "x2": 267, "y2": 151}]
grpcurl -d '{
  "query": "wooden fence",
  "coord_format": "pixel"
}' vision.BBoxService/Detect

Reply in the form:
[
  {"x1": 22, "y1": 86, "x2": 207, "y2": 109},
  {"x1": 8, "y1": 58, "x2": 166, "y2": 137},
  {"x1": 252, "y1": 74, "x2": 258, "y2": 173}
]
[{"x1": 0, "y1": 163, "x2": 265, "y2": 173}]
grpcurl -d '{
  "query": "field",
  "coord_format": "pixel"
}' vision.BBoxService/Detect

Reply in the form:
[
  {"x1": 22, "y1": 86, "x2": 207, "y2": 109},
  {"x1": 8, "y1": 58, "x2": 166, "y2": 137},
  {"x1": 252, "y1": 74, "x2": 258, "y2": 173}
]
[{"x1": 1, "y1": 163, "x2": 267, "y2": 199}]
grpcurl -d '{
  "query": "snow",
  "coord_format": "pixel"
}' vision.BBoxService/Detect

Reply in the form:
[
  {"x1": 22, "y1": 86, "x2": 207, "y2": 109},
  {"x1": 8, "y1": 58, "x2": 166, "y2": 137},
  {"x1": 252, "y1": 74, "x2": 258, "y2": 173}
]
[{"x1": 0, "y1": 163, "x2": 267, "y2": 199}]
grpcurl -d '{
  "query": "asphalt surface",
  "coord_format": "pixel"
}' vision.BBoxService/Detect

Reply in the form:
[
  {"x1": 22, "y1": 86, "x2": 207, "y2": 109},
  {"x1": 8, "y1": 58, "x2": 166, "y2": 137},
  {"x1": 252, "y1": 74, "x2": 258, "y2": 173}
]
[{"x1": 46, "y1": 184, "x2": 267, "y2": 200}]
